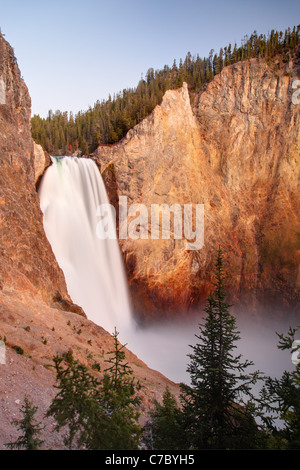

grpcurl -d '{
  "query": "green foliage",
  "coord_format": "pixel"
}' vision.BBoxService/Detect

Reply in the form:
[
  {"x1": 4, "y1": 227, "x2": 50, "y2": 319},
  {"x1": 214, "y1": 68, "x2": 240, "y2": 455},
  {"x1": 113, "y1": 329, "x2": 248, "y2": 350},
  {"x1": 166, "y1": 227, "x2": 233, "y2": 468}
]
[
  {"x1": 61, "y1": 348, "x2": 73, "y2": 363},
  {"x1": 31, "y1": 26, "x2": 300, "y2": 156},
  {"x1": 143, "y1": 386, "x2": 184, "y2": 450},
  {"x1": 180, "y1": 247, "x2": 263, "y2": 449},
  {"x1": 5, "y1": 397, "x2": 44, "y2": 450},
  {"x1": 47, "y1": 329, "x2": 141, "y2": 450},
  {"x1": 260, "y1": 326, "x2": 300, "y2": 449}
]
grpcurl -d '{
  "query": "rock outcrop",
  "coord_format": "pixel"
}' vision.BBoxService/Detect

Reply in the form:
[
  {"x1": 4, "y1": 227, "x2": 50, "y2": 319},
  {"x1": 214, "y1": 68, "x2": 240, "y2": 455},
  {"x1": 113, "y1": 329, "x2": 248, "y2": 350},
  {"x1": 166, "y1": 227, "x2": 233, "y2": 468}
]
[
  {"x1": 93, "y1": 59, "x2": 300, "y2": 322},
  {"x1": 0, "y1": 33, "x2": 77, "y2": 308},
  {"x1": 0, "y1": 31, "x2": 298, "y2": 447}
]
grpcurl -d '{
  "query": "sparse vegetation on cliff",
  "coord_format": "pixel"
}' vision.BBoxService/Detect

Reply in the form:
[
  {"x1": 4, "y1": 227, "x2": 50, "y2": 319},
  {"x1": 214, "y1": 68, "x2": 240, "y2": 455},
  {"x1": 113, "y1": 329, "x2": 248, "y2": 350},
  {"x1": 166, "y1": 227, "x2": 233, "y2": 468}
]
[{"x1": 31, "y1": 25, "x2": 300, "y2": 156}]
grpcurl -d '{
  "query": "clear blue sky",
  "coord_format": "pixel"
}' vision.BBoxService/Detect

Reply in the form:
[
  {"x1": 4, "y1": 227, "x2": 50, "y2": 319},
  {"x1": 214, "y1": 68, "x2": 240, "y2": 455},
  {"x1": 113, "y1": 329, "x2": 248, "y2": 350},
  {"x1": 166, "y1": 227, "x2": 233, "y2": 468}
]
[{"x1": 1, "y1": 0, "x2": 299, "y2": 117}]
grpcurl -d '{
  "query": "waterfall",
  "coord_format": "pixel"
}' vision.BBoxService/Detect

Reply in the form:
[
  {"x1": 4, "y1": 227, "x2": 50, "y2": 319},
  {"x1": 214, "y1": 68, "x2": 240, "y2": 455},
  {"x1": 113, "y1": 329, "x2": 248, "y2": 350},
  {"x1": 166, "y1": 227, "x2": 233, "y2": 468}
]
[{"x1": 38, "y1": 156, "x2": 132, "y2": 337}]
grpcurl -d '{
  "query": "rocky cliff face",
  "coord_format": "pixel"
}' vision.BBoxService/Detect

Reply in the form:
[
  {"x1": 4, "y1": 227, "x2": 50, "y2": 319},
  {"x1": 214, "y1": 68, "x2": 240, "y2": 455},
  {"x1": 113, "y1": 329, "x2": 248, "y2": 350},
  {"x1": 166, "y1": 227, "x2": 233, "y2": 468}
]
[
  {"x1": 0, "y1": 33, "x2": 75, "y2": 309},
  {"x1": 93, "y1": 58, "x2": 300, "y2": 322}
]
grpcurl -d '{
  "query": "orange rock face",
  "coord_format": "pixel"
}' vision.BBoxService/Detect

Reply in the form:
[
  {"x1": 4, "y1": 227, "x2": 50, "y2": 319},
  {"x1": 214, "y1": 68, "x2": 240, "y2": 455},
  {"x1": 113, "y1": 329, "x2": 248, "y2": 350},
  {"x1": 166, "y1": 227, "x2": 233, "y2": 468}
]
[
  {"x1": 93, "y1": 61, "x2": 300, "y2": 322},
  {"x1": 0, "y1": 33, "x2": 71, "y2": 306}
]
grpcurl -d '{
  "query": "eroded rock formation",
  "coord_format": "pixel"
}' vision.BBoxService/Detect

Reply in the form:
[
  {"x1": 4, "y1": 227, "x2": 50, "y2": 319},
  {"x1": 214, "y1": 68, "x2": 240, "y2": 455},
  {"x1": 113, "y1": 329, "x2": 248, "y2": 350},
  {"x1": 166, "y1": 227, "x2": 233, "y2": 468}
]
[
  {"x1": 93, "y1": 59, "x2": 300, "y2": 321},
  {"x1": 0, "y1": 32, "x2": 298, "y2": 446},
  {"x1": 0, "y1": 36, "x2": 179, "y2": 449}
]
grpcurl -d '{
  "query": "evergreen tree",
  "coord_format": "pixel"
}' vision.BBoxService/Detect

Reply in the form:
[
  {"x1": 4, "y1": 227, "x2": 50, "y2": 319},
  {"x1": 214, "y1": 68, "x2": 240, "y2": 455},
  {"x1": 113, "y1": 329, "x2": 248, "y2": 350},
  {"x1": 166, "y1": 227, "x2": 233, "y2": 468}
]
[
  {"x1": 260, "y1": 326, "x2": 300, "y2": 449},
  {"x1": 5, "y1": 397, "x2": 44, "y2": 450},
  {"x1": 143, "y1": 386, "x2": 183, "y2": 450},
  {"x1": 90, "y1": 327, "x2": 142, "y2": 450},
  {"x1": 180, "y1": 247, "x2": 262, "y2": 449},
  {"x1": 46, "y1": 351, "x2": 102, "y2": 449},
  {"x1": 47, "y1": 329, "x2": 141, "y2": 450}
]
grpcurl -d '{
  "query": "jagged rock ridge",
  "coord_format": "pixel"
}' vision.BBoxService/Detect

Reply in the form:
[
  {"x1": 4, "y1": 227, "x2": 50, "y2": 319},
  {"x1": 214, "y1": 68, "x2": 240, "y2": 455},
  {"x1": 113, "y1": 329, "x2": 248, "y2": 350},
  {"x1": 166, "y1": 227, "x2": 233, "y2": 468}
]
[{"x1": 0, "y1": 34, "x2": 180, "y2": 448}]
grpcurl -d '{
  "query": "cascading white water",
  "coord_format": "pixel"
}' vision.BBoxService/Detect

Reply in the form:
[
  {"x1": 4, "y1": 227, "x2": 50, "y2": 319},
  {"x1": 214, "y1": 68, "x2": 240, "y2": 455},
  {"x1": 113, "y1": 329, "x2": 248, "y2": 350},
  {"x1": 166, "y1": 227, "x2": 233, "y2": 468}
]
[{"x1": 38, "y1": 156, "x2": 132, "y2": 337}]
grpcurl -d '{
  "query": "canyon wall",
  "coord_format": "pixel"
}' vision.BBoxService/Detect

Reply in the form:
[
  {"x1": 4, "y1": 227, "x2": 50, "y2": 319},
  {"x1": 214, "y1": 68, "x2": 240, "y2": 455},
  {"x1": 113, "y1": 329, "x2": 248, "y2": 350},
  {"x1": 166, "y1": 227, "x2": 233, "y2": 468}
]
[{"x1": 92, "y1": 58, "x2": 300, "y2": 322}]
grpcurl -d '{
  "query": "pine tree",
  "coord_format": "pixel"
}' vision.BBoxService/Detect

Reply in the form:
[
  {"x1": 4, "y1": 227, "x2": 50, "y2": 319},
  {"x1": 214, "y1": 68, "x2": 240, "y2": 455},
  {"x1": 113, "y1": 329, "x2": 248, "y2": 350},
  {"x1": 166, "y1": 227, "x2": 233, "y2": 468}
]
[
  {"x1": 46, "y1": 351, "x2": 102, "y2": 449},
  {"x1": 31, "y1": 26, "x2": 300, "y2": 156},
  {"x1": 47, "y1": 329, "x2": 142, "y2": 450},
  {"x1": 143, "y1": 386, "x2": 183, "y2": 450},
  {"x1": 180, "y1": 247, "x2": 262, "y2": 449},
  {"x1": 5, "y1": 397, "x2": 44, "y2": 450}
]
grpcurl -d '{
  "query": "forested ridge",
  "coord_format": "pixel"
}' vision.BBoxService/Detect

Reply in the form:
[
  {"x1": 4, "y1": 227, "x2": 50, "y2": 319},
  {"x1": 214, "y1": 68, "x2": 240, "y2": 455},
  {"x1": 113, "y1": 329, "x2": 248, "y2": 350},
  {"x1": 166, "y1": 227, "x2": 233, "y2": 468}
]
[{"x1": 31, "y1": 25, "x2": 300, "y2": 156}]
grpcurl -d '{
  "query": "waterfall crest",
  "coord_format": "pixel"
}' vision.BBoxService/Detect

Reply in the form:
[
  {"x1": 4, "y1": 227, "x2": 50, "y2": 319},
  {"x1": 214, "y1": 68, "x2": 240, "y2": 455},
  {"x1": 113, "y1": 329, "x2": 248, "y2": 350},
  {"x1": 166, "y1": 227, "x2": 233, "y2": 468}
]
[{"x1": 38, "y1": 156, "x2": 132, "y2": 336}]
